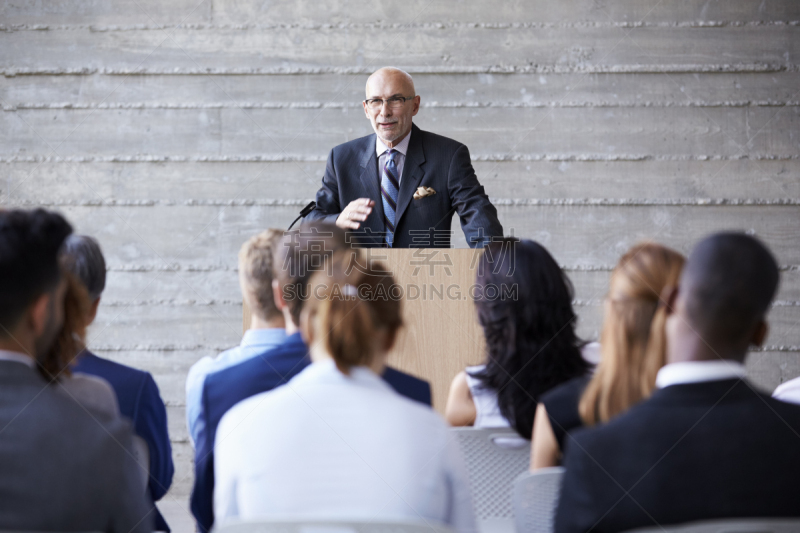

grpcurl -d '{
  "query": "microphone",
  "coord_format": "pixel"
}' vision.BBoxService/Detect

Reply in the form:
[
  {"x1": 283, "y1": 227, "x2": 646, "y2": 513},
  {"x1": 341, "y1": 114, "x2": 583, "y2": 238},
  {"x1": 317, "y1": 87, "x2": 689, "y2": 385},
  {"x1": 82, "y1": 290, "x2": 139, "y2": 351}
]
[{"x1": 287, "y1": 201, "x2": 317, "y2": 230}]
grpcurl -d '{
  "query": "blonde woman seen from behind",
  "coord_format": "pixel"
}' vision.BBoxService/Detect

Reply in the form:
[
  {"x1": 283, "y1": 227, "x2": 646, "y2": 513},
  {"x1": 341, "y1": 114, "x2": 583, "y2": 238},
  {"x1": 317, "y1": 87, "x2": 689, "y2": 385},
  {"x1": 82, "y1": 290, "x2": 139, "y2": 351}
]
[
  {"x1": 214, "y1": 249, "x2": 477, "y2": 533},
  {"x1": 530, "y1": 243, "x2": 685, "y2": 470}
]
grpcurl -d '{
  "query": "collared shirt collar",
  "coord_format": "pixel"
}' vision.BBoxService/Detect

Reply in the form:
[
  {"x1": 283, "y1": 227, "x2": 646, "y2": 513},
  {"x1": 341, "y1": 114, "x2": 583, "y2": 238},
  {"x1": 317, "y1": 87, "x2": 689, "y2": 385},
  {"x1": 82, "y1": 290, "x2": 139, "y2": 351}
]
[
  {"x1": 0, "y1": 350, "x2": 35, "y2": 368},
  {"x1": 656, "y1": 359, "x2": 747, "y2": 389},
  {"x1": 239, "y1": 327, "x2": 287, "y2": 350},
  {"x1": 375, "y1": 129, "x2": 412, "y2": 158}
]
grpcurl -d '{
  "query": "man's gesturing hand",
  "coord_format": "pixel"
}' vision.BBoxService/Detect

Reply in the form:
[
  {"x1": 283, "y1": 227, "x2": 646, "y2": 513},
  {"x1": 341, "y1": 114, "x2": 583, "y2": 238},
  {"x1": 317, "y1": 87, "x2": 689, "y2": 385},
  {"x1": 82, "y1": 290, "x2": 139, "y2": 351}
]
[{"x1": 336, "y1": 198, "x2": 375, "y2": 230}]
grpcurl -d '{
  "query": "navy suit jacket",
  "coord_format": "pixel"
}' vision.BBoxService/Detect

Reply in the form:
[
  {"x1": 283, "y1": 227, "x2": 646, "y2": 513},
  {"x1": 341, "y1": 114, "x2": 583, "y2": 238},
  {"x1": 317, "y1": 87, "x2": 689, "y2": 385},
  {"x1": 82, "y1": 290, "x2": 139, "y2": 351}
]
[
  {"x1": 307, "y1": 123, "x2": 503, "y2": 248},
  {"x1": 191, "y1": 332, "x2": 432, "y2": 532},
  {"x1": 73, "y1": 351, "x2": 174, "y2": 532},
  {"x1": 555, "y1": 379, "x2": 800, "y2": 533}
]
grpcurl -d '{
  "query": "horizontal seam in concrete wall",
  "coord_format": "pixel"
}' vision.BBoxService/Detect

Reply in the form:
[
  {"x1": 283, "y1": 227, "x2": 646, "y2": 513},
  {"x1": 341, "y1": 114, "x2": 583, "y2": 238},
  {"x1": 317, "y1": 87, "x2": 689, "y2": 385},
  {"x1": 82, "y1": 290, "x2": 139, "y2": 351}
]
[
  {"x1": 6, "y1": 101, "x2": 799, "y2": 110},
  {"x1": 91, "y1": 343, "x2": 800, "y2": 352},
  {"x1": 3, "y1": 154, "x2": 798, "y2": 163},
  {"x1": 2, "y1": 21, "x2": 799, "y2": 32},
  {"x1": 102, "y1": 264, "x2": 800, "y2": 273},
  {"x1": 9, "y1": 198, "x2": 800, "y2": 207},
  {"x1": 97, "y1": 298, "x2": 800, "y2": 308},
  {"x1": 4, "y1": 64, "x2": 800, "y2": 77}
]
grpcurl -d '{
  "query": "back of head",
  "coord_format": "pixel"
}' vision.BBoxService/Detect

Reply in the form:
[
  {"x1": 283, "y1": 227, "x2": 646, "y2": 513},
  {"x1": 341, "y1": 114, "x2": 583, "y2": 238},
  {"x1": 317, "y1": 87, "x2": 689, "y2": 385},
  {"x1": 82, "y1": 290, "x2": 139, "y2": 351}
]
[
  {"x1": 580, "y1": 242, "x2": 685, "y2": 424},
  {"x1": 39, "y1": 272, "x2": 91, "y2": 380},
  {"x1": 238, "y1": 228, "x2": 284, "y2": 321},
  {"x1": 302, "y1": 249, "x2": 402, "y2": 375},
  {"x1": 679, "y1": 232, "x2": 779, "y2": 356},
  {"x1": 274, "y1": 222, "x2": 349, "y2": 326},
  {"x1": 473, "y1": 238, "x2": 589, "y2": 438},
  {"x1": 0, "y1": 209, "x2": 72, "y2": 337},
  {"x1": 61, "y1": 234, "x2": 107, "y2": 301}
]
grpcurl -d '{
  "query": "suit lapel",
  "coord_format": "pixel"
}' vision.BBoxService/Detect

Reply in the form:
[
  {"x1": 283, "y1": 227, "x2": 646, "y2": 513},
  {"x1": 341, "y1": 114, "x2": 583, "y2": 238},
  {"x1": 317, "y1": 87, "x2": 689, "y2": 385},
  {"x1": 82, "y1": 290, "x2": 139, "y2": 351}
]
[
  {"x1": 358, "y1": 135, "x2": 385, "y2": 225},
  {"x1": 394, "y1": 125, "x2": 426, "y2": 226}
]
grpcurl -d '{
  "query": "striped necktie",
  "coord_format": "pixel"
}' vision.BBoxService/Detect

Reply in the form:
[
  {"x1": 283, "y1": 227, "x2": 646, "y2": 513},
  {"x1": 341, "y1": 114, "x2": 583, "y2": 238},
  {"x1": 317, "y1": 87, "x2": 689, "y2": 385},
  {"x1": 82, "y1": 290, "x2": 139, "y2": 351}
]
[{"x1": 380, "y1": 149, "x2": 400, "y2": 247}]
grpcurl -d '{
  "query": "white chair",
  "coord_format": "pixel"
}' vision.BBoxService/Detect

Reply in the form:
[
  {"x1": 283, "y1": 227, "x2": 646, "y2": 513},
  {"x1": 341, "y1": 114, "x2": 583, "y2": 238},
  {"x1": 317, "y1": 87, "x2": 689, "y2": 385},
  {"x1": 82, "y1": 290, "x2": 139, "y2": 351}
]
[
  {"x1": 625, "y1": 518, "x2": 800, "y2": 532},
  {"x1": 451, "y1": 427, "x2": 530, "y2": 533},
  {"x1": 512, "y1": 468, "x2": 564, "y2": 533},
  {"x1": 213, "y1": 519, "x2": 453, "y2": 533}
]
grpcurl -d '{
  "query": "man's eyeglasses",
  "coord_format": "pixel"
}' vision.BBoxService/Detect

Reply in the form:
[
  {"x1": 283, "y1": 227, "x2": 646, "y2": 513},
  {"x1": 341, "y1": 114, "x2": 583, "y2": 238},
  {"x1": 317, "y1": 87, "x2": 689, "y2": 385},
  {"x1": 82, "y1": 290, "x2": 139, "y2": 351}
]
[{"x1": 364, "y1": 96, "x2": 415, "y2": 110}]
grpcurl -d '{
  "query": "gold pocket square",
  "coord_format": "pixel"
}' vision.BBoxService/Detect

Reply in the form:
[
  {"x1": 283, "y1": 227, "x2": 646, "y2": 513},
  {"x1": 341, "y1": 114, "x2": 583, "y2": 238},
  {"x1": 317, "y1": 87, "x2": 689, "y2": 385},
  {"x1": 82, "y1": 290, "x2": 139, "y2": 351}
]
[{"x1": 413, "y1": 186, "x2": 437, "y2": 200}]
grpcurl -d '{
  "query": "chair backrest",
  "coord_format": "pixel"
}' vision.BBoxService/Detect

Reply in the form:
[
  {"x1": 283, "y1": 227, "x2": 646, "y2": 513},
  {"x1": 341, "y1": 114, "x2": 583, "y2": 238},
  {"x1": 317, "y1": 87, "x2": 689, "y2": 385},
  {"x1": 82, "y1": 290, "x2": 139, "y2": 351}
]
[
  {"x1": 214, "y1": 519, "x2": 453, "y2": 533},
  {"x1": 512, "y1": 468, "x2": 564, "y2": 533},
  {"x1": 451, "y1": 427, "x2": 530, "y2": 533},
  {"x1": 625, "y1": 518, "x2": 800, "y2": 533}
]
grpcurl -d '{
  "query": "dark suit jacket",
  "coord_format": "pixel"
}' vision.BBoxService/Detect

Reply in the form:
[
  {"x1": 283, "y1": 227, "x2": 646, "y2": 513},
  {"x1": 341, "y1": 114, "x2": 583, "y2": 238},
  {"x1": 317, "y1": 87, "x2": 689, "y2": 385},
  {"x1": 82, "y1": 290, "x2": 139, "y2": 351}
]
[
  {"x1": 307, "y1": 124, "x2": 503, "y2": 248},
  {"x1": 190, "y1": 332, "x2": 432, "y2": 532},
  {"x1": 555, "y1": 379, "x2": 800, "y2": 533},
  {"x1": 74, "y1": 350, "x2": 174, "y2": 532},
  {"x1": 0, "y1": 360, "x2": 152, "y2": 532}
]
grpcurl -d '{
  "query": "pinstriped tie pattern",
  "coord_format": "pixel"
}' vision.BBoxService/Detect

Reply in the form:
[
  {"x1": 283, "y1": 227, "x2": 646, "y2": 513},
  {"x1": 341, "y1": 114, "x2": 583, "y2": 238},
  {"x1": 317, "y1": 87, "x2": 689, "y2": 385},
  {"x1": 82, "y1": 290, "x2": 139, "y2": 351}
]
[{"x1": 380, "y1": 149, "x2": 400, "y2": 247}]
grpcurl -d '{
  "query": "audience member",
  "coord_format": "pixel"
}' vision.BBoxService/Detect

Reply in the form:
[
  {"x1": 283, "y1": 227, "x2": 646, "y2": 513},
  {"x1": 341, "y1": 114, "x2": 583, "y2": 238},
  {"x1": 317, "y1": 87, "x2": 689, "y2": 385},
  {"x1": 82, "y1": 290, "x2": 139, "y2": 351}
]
[
  {"x1": 190, "y1": 222, "x2": 432, "y2": 532},
  {"x1": 186, "y1": 228, "x2": 286, "y2": 447},
  {"x1": 0, "y1": 209, "x2": 151, "y2": 532},
  {"x1": 41, "y1": 270, "x2": 120, "y2": 419},
  {"x1": 773, "y1": 376, "x2": 800, "y2": 405},
  {"x1": 215, "y1": 249, "x2": 476, "y2": 532},
  {"x1": 530, "y1": 243, "x2": 684, "y2": 469},
  {"x1": 445, "y1": 238, "x2": 595, "y2": 439},
  {"x1": 63, "y1": 234, "x2": 174, "y2": 532},
  {"x1": 555, "y1": 232, "x2": 800, "y2": 533}
]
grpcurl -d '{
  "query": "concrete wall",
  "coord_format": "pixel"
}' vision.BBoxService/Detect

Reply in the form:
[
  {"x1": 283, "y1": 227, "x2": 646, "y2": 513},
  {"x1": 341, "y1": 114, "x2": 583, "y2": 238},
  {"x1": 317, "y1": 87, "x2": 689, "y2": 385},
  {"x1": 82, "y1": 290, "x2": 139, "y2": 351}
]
[{"x1": 2, "y1": 0, "x2": 799, "y2": 527}]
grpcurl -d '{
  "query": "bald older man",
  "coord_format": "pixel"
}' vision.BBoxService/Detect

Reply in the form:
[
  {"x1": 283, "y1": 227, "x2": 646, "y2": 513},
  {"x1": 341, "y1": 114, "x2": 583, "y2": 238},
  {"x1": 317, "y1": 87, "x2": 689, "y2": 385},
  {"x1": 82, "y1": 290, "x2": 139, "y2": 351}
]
[{"x1": 306, "y1": 67, "x2": 503, "y2": 248}]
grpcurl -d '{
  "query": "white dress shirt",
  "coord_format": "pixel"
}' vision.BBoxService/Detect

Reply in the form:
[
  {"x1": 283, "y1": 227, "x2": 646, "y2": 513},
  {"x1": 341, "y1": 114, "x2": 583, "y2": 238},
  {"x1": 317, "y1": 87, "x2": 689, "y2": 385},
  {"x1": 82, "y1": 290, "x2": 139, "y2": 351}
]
[
  {"x1": 655, "y1": 360, "x2": 747, "y2": 389},
  {"x1": 376, "y1": 130, "x2": 412, "y2": 184},
  {"x1": 773, "y1": 376, "x2": 800, "y2": 405},
  {"x1": 215, "y1": 358, "x2": 476, "y2": 533}
]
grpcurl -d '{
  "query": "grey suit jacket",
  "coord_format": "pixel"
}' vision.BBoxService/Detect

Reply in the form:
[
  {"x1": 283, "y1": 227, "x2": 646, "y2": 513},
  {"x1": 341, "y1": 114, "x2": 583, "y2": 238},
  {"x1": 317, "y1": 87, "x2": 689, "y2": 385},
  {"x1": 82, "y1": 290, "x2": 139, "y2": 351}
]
[
  {"x1": 307, "y1": 124, "x2": 503, "y2": 248},
  {"x1": 0, "y1": 360, "x2": 152, "y2": 532}
]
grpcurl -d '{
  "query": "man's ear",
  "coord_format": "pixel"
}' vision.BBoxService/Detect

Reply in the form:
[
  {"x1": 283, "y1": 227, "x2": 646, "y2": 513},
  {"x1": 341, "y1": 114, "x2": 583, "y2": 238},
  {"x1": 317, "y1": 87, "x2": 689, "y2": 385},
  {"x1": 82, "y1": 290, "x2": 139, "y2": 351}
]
[
  {"x1": 363, "y1": 100, "x2": 371, "y2": 119},
  {"x1": 272, "y1": 279, "x2": 286, "y2": 311},
  {"x1": 29, "y1": 292, "x2": 51, "y2": 338},
  {"x1": 750, "y1": 320, "x2": 768, "y2": 347},
  {"x1": 661, "y1": 285, "x2": 679, "y2": 316},
  {"x1": 299, "y1": 307, "x2": 314, "y2": 346},
  {"x1": 411, "y1": 95, "x2": 421, "y2": 117}
]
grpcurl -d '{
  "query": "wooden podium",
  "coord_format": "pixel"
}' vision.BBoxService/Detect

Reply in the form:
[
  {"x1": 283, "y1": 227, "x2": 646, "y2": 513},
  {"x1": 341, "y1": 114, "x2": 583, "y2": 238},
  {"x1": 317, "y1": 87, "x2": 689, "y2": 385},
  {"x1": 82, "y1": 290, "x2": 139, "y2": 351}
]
[{"x1": 243, "y1": 248, "x2": 487, "y2": 412}]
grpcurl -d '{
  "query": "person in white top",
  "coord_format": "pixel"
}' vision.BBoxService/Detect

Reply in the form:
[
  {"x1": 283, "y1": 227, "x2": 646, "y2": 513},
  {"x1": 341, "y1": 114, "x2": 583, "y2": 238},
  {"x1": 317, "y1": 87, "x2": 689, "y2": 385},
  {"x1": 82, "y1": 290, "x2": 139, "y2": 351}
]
[
  {"x1": 445, "y1": 239, "x2": 593, "y2": 439},
  {"x1": 215, "y1": 249, "x2": 477, "y2": 533},
  {"x1": 774, "y1": 376, "x2": 800, "y2": 405}
]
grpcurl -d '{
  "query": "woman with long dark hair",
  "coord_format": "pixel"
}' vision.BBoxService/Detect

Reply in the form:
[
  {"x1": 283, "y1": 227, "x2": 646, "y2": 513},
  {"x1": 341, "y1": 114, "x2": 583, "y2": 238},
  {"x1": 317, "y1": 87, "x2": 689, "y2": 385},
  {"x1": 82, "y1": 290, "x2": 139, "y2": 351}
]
[
  {"x1": 445, "y1": 238, "x2": 595, "y2": 439},
  {"x1": 530, "y1": 242, "x2": 684, "y2": 469}
]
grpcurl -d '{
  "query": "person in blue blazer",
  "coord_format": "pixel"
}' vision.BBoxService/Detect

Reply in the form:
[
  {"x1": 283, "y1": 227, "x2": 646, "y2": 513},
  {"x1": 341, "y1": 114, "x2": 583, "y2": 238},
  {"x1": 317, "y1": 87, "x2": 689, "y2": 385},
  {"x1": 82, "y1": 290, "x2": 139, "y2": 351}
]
[
  {"x1": 191, "y1": 224, "x2": 432, "y2": 532},
  {"x1": 306, "y1": 67, "x2": 503, "y2": 248},
  {"x1": 63, "y1": 235, "x2": 175, "y2": 533}
]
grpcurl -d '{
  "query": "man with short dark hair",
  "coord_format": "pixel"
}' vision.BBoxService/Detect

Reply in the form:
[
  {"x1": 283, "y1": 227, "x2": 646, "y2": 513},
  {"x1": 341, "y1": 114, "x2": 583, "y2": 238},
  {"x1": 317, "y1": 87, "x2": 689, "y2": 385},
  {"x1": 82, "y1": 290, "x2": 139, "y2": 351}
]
[
  {"x1": 190, "y1": 222, "x2": 433, "y2": 532},
  {"x1": 555, "y1": 232, "x2": 800, "y2": 533},
  {"x1": 64, "y1": 234, "x2": 175, "y2": 532},
  {"x1": 0, "y1": 209, "x2": 151, "y2": 532}
]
